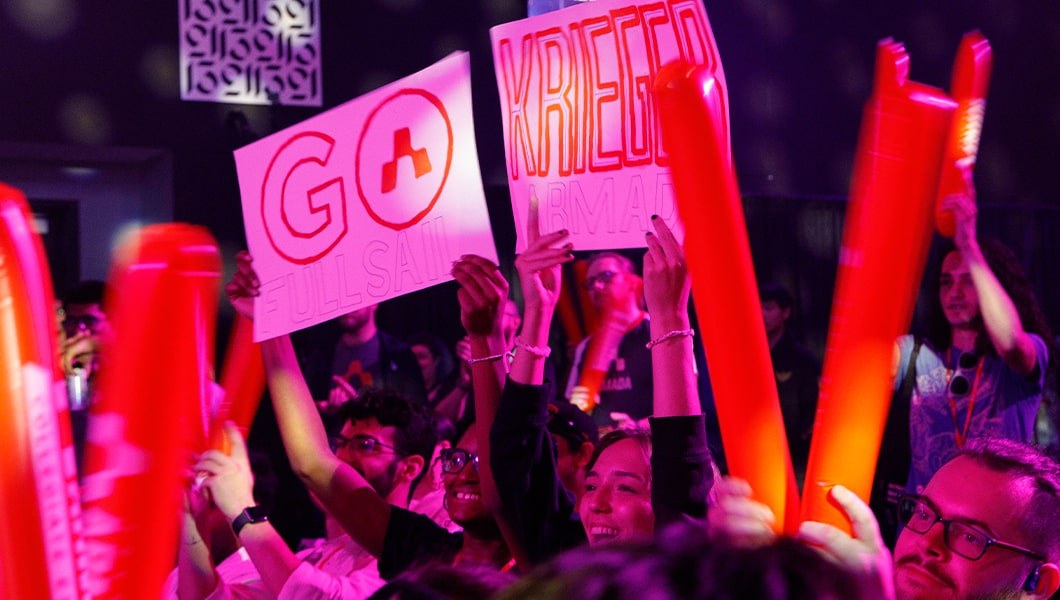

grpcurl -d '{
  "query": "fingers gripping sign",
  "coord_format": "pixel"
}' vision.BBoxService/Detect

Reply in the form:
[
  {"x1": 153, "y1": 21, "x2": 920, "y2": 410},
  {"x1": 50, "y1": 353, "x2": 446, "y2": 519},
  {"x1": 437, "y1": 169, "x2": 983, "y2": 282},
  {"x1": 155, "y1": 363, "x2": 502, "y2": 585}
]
[{"x1": 452, "y1": 255, "x2": 509, "y2": 338}]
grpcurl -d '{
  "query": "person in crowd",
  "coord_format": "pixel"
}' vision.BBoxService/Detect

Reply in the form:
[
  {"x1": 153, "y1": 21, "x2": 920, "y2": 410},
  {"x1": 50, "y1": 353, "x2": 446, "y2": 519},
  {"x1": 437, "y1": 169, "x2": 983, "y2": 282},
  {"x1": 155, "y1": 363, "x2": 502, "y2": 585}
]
[
  {"x1": 171, "y1": 385, "x2": 437, "y2": 599},
  {"x1": 760, "y1": 283, "x2": 820, "y2": 489},
  {"x1": 489, "y1": 214, "x2": 716, "y2": 565},
  {"x1": 408, "y1": 332, "x2": 471, "y2": 427},
  {"x1": 407, "y1": 416, "x2": 462, "y2": 533},
  {"x1": 225, "y1": 252, "x2": 515, "y2": 580},
  {"x1": 891, "y1": 186, "x2": 1052, "y2": 500},
  {"x1": 60, "y1": 279, "x2": 111, "y2": 471},
  {"x1": 294, "y1": 303, "x2": 426, "y2": 429},
  {"x1": 545, "y1": 400, "x2": 598, "y2": 498},
  {"x1": 564, "y1": 251, "x2": 653, "y2": 427},
  {"x1": 715, "y1": 437, "x2": 1060, "y2": 600}
]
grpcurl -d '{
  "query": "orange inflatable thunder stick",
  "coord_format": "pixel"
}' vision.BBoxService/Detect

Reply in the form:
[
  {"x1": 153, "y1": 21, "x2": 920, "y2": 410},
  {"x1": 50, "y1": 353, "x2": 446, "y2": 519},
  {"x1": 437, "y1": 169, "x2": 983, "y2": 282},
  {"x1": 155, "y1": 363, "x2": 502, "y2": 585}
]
[
  {"x1": 0, "y1": 183, "x2": 84, "y2": 599},
  {"x1": 936, "y1": 32, "x2": 991, "y2": 237},
  {"x1": 81, "y1": 224, "x2": 221, "y2": 599},
  {"x1": 800, "y1": 41, "x2": 956, "y2": 532},
  {"x1": 655, "y1": 63, "x2": 799, "y2": 533}
]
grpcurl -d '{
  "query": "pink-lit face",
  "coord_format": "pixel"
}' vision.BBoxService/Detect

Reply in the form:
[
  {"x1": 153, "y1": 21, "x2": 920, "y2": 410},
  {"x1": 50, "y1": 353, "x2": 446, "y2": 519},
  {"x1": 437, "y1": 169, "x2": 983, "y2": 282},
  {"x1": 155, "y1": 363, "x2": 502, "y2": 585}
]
[
  {"x1": 939, "y1": 251, "x2": 980, "y2": 328},
  {"x1": 581, "y1": 438, "x2": 654, "y2": 545},
  {"x1": 893, "y1": 457, "x2": 1042, "y2": 600},
  {"x1": 585, "y1": 256, "x2": 637, "y2": 312},
  {"x1": 442, "y1": 429, "x2": 489, "y2": 527}
]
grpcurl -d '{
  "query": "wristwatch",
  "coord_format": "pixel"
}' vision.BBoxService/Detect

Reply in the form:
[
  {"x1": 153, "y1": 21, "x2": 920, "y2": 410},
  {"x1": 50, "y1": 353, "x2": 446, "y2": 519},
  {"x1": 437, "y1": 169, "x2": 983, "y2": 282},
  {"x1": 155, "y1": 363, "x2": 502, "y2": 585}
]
[{"x1": 232, "y1": 505, "x2": 269, "y2": 535}]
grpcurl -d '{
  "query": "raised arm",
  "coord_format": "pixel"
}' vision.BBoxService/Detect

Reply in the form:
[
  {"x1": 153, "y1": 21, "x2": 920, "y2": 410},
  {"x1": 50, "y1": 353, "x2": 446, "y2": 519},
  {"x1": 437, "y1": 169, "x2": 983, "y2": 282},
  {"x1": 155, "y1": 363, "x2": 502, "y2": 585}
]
[
  {"x1": 225, "y1": 252, "x2": 392, "y2": 557},
  {"x1": 450, "y1": 255, "x2": 509, "y2": 510},
  {"x1": 643, "y1": 216, "x2": 697, "y2": 417},
  {"x1": 643, "y1": 216, "x2": 714, "y2": 525},
  {"x1": 945, "y1": 179, "x2": 1037, "y2": 376},
  {"x1": 195, "y1": 423, "x2": 302, "y2": 596},
  {"x1": 510, "y1": 198, "x2": 570, "y2": 385}
]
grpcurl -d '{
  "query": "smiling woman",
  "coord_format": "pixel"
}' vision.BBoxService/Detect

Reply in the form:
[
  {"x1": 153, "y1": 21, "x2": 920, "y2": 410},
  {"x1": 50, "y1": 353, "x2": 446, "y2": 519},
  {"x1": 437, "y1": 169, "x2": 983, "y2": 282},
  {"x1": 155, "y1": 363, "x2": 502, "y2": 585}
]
[{"x1": 581, "y1": 430, "x2": 654, "y2": 545}]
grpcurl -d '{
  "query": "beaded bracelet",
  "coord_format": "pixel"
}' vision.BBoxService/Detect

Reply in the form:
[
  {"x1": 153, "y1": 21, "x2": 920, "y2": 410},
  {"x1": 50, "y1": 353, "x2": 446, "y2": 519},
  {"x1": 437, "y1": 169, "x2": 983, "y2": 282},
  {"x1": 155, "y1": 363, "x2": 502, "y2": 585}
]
[
  {"x1": 645, "y1": 328, "x2": 695, "y2": 349},
  {"x1": 515, "y1": 337, "x2": 552, "y2": 357}
]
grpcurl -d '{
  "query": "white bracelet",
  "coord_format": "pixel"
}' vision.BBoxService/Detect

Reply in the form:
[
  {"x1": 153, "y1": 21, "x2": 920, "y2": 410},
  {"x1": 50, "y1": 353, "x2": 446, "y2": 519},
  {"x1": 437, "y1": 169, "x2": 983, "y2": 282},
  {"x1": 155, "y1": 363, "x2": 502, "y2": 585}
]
[
  {"x1": 645, "y1": 328, "x2": 694, "y2": 349},
  {"x1": 514, "y1": 337, "x2": 552, "y2": 357},
  {"x1": 467, "y1": 351, "x2": 514, "y2": 366}
]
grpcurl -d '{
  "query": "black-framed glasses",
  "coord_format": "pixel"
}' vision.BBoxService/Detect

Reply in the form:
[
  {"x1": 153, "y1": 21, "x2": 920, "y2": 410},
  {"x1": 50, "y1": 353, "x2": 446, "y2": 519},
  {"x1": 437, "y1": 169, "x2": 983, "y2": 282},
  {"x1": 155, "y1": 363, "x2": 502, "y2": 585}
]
[
  {"x1": 583, "y1": 270, "x2": 618, "y2": 290},
  {"x1": 949, "y1": 352, "x2": 981, "y2": 396},
  {"x1": 62, "y1": 314, "x2": 103, "y2": 338},
  {"x1": 897, "y1": 495, "x2": 1045, "y2": 561},
  {"x1": 329, "y1": 434, "x2": 406, "y2": 457},
  {"x1": 439, "y1": 448, "x2": 478, "y2": 474}
]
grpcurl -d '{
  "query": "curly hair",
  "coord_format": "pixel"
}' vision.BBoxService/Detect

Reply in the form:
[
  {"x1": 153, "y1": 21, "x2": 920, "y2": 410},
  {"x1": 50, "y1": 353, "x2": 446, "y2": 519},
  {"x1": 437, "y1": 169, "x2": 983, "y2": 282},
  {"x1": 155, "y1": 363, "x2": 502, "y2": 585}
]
[
  {"x1": 339, "y1": 388, "x2": 438, "y2": 498},
  {"x1": 926, "y1": 239, "x2": 1055, "y2": 369}
]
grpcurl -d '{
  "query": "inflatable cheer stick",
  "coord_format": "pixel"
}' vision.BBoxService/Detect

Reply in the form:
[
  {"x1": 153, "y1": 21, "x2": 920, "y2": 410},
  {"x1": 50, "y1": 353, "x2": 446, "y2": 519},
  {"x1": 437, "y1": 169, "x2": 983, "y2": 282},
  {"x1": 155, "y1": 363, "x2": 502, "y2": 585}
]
[
  {"x1": 800, "y1": 40, "x2": 956, "y2": 532},
  {"x1": 81, "y1": 224, "x2": 220, "y2": 599},
  {"x1": 208, "y1": 313, "x2": 265, "y2": 452},
  {"x1": 0, "y1": 183, "x2": 84, "y2": 599},
  {"x1": 936, "y1": 32, "x2": 991, "y2": 237},
  {"x1": 655, "y1": 63, "x2": 799, "y2": 533}
]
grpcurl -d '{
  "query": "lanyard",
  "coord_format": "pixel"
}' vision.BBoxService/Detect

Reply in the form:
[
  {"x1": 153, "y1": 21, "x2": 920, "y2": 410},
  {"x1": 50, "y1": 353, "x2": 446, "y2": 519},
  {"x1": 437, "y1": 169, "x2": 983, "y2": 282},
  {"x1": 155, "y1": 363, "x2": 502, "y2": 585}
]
[{"x1": 946, "y1": 349, "x2": 984, "y2": 449}]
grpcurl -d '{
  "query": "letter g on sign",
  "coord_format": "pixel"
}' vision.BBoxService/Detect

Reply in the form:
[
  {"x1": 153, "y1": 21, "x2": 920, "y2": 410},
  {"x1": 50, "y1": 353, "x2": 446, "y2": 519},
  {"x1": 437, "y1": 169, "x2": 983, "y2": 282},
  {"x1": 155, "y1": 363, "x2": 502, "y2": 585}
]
[{"x1": 261, "y1": 132, "x2": 348, "y2": 264}]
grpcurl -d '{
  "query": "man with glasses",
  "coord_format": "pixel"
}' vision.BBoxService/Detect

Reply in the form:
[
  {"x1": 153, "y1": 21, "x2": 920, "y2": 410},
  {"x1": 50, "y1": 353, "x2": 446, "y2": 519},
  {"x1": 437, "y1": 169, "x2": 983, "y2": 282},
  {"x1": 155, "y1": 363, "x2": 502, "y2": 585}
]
[
  {"x1": 565, "y1": 251, "x2": 654, "y2": 428},
  {"x1": 172, "y1": 386, "x2": 437, "y2": 599},
  {"x1": 890, "y1": 437, "x2": 1060, "y2": 599}
]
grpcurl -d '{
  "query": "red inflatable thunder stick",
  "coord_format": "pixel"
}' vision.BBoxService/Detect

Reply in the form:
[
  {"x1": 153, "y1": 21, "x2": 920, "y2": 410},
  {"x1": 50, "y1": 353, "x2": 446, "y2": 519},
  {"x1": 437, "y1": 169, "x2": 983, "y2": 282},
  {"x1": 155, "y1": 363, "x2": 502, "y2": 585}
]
[
  {"x1": 936, "y1": 32, "x2": 991, "y2": 237},
  {"x1": 209, "y1": 313, "x2": 266, "y2": 453},
  {"x1": 655, "y1": 64, "x2": 799, "y2": 533},
  {"x1": 81, "y1": 224, "x2": 221, "y2": 599},
  {"x1": 800, "y1": 41, "x2": 956, "y2": 532},
  {"x1": 0, "y1": 183, "x2": 84, "y2": 599}
]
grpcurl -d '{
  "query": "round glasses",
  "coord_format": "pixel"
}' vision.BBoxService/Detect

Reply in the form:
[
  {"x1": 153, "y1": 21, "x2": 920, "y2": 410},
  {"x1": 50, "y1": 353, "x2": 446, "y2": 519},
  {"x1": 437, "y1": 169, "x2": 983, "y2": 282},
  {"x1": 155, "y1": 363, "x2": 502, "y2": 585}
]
[
  {"x1": 897, "y1": 495, "x2": 1044, "y2": 561},
  {"x1": 439, "y1": 448, "x2": 478, "y2": 474},
  {"x1": 329, "y1": 434, "x2": 406, "y2": 457}
]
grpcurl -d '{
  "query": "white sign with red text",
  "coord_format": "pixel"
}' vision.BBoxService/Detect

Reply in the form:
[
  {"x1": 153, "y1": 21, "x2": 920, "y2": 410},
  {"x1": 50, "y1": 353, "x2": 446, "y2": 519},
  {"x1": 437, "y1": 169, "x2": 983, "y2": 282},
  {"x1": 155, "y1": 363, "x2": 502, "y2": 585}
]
[
  {"x1": 235, "y1": 52, "x2": 497, "y2": 341},
  {"x1": 491, "y1": 0, "x2": 728, "y2": 251}
]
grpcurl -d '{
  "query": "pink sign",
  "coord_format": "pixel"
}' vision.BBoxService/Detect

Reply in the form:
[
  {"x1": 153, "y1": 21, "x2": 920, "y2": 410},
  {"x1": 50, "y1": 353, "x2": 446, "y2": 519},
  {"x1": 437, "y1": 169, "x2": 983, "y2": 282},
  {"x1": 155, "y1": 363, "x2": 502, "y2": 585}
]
[
  {"x1": 235, "y1": 52, "x2": 498, "y2": 340},
  {"x1": 491, "y1": 0, "x2": 728, "y2": 251}
]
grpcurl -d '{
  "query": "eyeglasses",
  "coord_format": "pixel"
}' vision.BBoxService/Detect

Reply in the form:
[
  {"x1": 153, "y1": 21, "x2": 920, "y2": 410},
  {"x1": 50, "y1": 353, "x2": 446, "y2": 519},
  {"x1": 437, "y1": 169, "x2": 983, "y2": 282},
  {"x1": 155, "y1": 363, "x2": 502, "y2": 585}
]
[
  {"x1": 62, "y1": 314, "x2": 103, "y2": 338},
  {"x1": 583, "y1": 270, "x2": 618, "y2": 290},
  {"x1": 329, "y1": 434, "x2": 406, "y2": 457},
  {"x1": 897, "y1": 495, "x2": 1045, "y2": 561},
  {"x1": 949, "y1": 352, "x2": 981, "y2": 396},
  {"x1": 439, "y1": 448, "x2": 478, "y2": 474}
]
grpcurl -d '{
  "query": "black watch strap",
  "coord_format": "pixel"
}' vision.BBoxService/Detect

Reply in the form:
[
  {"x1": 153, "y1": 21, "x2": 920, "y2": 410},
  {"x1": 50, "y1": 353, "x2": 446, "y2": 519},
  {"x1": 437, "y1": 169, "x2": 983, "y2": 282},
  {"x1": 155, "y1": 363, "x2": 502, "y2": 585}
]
[{"x1": 232, "y1": 505, "x2": 269, "y2": 536}]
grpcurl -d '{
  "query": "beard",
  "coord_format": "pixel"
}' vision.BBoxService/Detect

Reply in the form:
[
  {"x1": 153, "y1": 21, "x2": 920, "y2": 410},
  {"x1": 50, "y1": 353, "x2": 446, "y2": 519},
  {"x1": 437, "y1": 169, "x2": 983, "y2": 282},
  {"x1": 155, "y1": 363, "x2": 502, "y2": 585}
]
[{"x1": 363, "y1": 459, "x2": 401, "y2": 501}]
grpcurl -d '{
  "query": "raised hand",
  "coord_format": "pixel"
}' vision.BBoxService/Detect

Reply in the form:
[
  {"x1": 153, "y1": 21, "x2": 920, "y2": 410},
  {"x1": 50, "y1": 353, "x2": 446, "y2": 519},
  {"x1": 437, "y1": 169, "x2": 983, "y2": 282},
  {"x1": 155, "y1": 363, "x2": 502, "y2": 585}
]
[
  {"x1": 643, "y1": 215, "x2": 690, "y2": 327},
  {"x1": 514, "y1": 194, "x2": 573, "y2": 312},
  {"x1": 941, "y1": 165, "x2": 978, "y2": 254},
  {"x1": 194, "y1": 422, "x2": 256, "y2": 521},
  {"x1": 708, "y1": 476, "x2": 777, "y2": 548},
  {"x1": 224, "y1": 251, "x2": 259, "y2": 320},
  {"x1": 452, "y1": 255, "x2": 509, "y2": 339},
  {"x1": 796, "y1": 485, "x2": 895, "y2": 600}
]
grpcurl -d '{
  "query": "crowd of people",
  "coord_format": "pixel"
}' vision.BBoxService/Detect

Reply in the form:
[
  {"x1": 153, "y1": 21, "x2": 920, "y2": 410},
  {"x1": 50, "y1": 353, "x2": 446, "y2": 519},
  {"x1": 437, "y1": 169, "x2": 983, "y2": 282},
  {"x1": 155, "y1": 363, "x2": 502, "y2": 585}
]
[{"x1": 59, "y1": 182, "x2": 1058, "y2": 599}]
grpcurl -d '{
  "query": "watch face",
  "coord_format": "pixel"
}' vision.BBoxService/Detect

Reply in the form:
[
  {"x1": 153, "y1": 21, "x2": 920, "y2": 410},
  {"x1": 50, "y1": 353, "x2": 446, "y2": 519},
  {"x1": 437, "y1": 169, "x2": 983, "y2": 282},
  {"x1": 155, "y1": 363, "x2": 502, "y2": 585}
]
[{"x1": 245, "y1": 505, "x2": 269, "y2": 522}]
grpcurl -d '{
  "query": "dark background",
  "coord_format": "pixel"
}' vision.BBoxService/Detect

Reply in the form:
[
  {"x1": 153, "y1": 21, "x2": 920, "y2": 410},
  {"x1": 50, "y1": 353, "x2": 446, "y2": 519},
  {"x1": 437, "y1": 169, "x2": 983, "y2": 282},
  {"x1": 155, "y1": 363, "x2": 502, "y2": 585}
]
[{"x1": 1, "y1": 0, "x2": 1057, "y2": 355}]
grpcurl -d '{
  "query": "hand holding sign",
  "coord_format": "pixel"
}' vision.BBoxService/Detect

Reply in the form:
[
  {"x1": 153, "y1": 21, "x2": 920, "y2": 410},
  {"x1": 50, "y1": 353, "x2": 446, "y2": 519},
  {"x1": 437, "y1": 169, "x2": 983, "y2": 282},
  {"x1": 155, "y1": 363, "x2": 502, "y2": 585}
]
[{"x1": 514, "y1": 194, "x2": 574, "y2": 313}]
